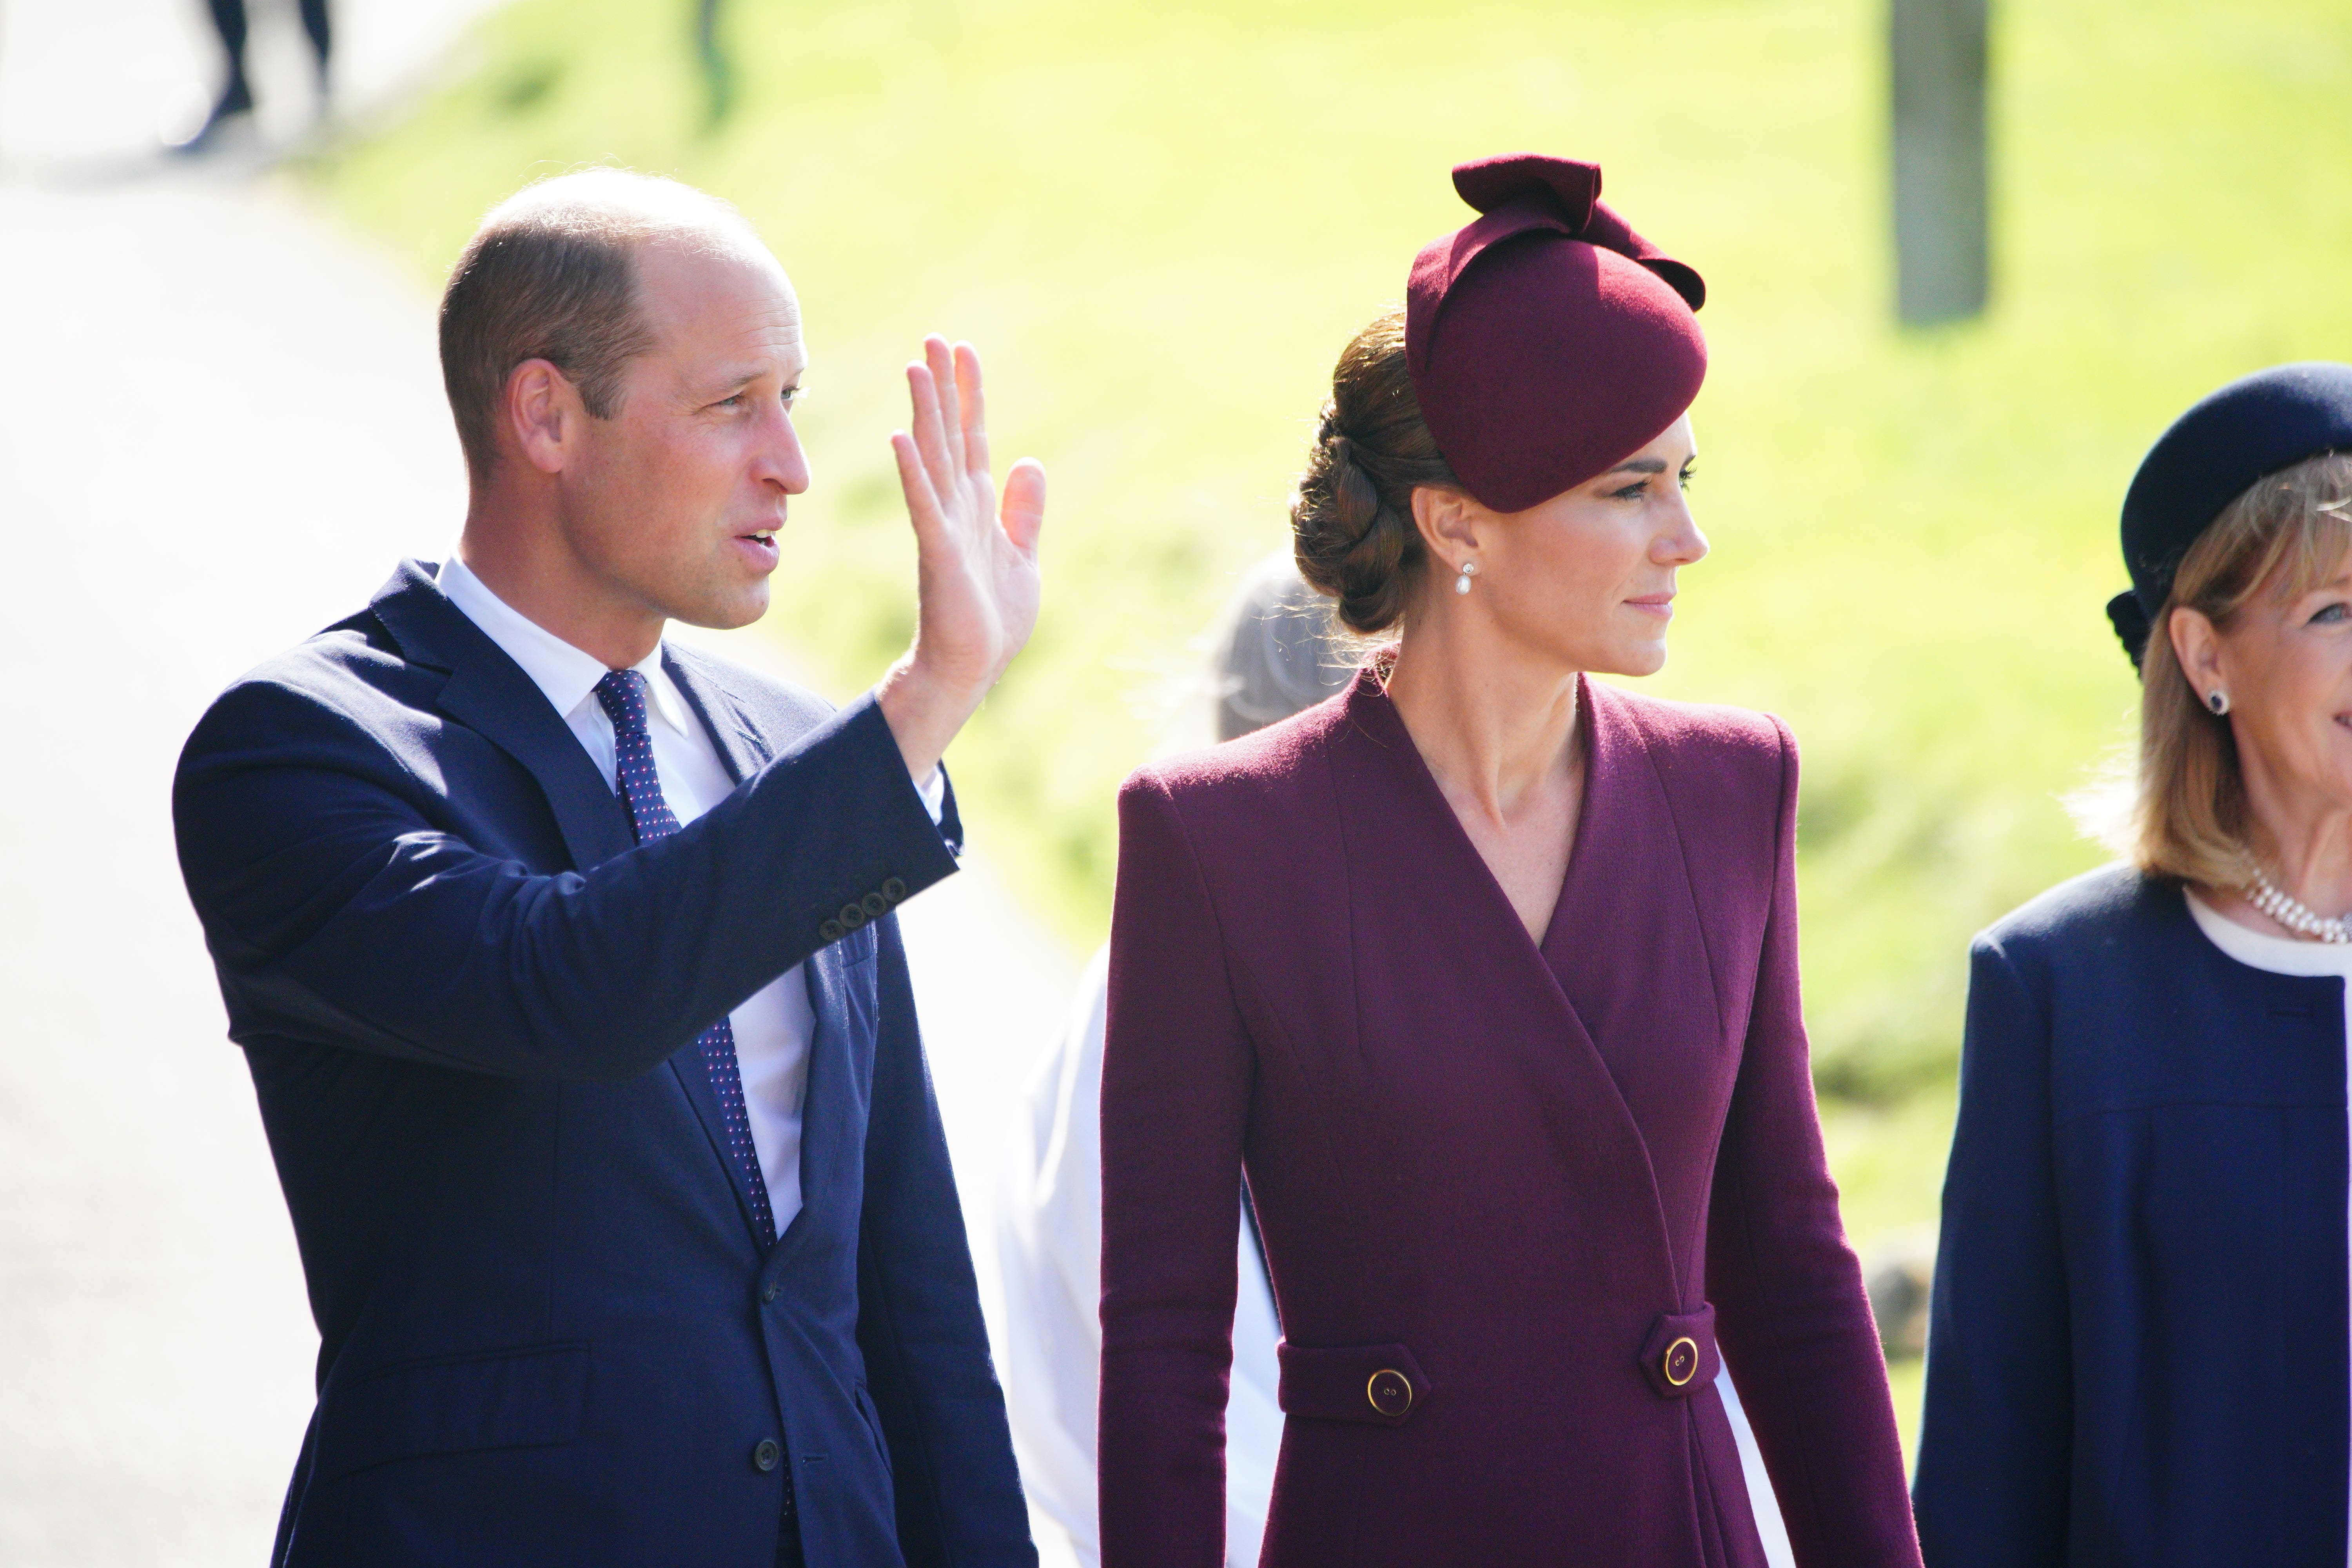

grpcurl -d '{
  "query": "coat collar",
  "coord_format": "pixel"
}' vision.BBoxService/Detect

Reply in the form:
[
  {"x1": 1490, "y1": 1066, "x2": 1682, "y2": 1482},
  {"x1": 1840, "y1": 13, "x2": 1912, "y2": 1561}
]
[
  {"x1": 1329, "y1": 664, "x2": 1687, "y2": 1302},
  {"x1": 370, "y1": 560, "x2": 636, "y2": 873}
]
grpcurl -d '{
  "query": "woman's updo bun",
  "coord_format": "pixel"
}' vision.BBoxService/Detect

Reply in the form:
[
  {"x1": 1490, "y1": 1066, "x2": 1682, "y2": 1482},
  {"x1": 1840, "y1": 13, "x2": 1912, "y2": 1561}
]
[{"x1": 1290, "y1": 306, "x2": 1461, "y2": 635}]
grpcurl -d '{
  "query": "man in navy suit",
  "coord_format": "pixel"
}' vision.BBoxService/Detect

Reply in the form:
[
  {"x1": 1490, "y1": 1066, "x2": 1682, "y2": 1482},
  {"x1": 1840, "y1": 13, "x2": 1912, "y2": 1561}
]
[{"x1": 172, "y1": 170, "x2": 1045, "y2": 1567}]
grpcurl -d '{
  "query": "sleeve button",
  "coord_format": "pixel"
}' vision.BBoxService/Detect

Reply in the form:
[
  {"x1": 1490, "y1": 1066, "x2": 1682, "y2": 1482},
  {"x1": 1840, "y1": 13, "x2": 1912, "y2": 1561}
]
[
  {"x1": 881, "y1": 877, "x2": 907, "y2": 902},
  {"x1": 839, "y1": 903, "x2": 868, "y2": 930},
  {"x1": 860, "y1": 892, "x2": 889, "y2": 918},
  {"x1": 818, "y1": 919, "x2": 845, "y2": 942}
]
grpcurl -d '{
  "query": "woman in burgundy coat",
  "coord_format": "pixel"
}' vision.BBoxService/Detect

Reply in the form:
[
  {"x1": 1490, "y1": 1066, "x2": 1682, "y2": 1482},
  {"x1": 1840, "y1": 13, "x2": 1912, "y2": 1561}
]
[{"x1": 1097, "y1": 155, "x2": 1921, "y2": 1568}]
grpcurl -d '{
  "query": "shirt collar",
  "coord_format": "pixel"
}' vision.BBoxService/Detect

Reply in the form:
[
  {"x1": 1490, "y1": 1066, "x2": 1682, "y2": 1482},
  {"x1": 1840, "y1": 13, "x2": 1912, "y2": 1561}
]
[{"x1": 436, "y1": 553, "x2": 693, "y2": 735}]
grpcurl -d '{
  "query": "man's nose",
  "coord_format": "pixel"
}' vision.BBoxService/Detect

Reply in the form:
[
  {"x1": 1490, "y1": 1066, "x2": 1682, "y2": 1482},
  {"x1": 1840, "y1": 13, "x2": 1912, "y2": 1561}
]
[{"x1": 756, "y1": 407, "x2": 811, "y2": 495}]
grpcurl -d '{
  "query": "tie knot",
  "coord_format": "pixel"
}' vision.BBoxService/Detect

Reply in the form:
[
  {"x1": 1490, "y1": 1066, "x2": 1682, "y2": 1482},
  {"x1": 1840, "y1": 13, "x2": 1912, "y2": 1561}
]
[{"x1": 593, "y1": 668, "x2": 651, "y2": 738}]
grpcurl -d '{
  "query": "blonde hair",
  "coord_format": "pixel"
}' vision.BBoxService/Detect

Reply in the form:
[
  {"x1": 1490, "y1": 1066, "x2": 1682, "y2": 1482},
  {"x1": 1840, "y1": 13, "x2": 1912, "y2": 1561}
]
[{"x1": 2108, "y1": 452, "x2": 2352, "y2": 885}]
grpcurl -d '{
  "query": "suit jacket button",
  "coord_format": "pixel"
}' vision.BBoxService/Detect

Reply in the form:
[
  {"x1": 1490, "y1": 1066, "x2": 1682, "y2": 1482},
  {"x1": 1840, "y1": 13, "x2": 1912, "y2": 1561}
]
[
  {"x1": 839, "y1": 903, "x2": 868, "y2": 931},
  {"x1": 1367, "y1": 1368, "x2": 1413, "y2": 1418},
  {"x1": 818, "y1": 919, "x2": 845, "y2": 942},
  {"x1": 753, "y1": 1439, "x2": 782, "y2": 1472},
  {"x1": 882, "y1": 877, "x2": 907, "y2": 903},
  {"x1": 760, "y1": 1282, "x2": 779, "y2": 1304},
  {"x1": 860, "y1": 892, "x2": 889, "y2": 918}
]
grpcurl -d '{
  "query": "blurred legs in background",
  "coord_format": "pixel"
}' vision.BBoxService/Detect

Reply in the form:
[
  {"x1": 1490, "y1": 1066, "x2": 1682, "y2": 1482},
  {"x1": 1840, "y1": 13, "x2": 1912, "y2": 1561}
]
[{"x1": 178, "y1": 0, "x2": 332, "y2": 152}]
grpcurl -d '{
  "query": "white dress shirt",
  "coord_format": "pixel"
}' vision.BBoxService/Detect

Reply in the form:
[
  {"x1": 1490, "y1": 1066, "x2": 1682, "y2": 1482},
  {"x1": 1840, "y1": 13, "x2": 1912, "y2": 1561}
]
[
  {"x1": 2185, "y1": 887, "x2": 2352, "y2": 1567},
  {"x1": 437, "y1": 554, "x2": 942, "y2": 1234}
]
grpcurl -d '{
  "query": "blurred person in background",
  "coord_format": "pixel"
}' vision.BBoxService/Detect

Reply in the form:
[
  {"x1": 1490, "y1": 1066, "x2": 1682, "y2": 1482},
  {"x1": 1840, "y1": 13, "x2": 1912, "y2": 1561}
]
[
  {"x1": 171, "y1": 170, "x2": 1043, "y2": 1567},
  {"x1": 174, "y1": 0, "x2": 331, "y2": 153},
  {"x1": 997, "y1": 554, "x2": 1353, "y2": 1568},
  {"x1": 1916, "y1": 363, "x2": 2352, "y2": 1567},
  {"x1": 1096, "y1": 154, "x2": 1920, "y2": 1568}
]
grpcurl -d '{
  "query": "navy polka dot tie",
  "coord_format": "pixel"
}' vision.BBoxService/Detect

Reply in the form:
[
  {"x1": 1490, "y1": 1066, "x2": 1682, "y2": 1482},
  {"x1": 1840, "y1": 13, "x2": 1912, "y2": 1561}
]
[{"x1": 594, "y1": 669, "x2": 779, "y2": 1249}]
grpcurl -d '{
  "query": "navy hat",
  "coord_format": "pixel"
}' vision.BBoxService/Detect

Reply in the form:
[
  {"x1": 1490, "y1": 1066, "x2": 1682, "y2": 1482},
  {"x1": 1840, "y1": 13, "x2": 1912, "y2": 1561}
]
[{"x1": 2109, "y1": 362, "x2": 2352, "y2": 668}]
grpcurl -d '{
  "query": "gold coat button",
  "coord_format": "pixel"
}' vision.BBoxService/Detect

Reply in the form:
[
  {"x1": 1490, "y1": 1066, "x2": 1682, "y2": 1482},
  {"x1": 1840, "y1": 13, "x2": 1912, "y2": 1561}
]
[
  {"x1": 1366, "y1": 1368, "x2": 1413, "y2": 1418},
  {"x1": 1663, "y1": 1336, "x2": 1699, "y2": 1388}
]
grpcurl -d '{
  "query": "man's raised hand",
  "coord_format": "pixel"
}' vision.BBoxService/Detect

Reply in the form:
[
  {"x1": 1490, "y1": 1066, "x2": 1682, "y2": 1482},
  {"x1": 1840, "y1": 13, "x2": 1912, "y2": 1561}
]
[{"x1": 876, "y1": 336, "x2": 1047, "y2": 786}]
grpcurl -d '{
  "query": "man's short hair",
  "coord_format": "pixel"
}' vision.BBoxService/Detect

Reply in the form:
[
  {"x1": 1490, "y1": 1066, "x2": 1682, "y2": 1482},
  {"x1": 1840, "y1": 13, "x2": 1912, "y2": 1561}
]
[{"x1": 439, "y1": 169, "x2": 759, "y2": 477}]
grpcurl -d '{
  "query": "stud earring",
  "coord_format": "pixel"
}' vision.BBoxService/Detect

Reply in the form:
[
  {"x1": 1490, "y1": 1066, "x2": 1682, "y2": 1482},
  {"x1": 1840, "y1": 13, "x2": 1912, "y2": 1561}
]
[
  {"x1": 1454, "y1": 560, "x2": 1479, "y2": 596},
  {"x1": 2207, "y1": 690, "x2": 2231, "y2": 715}
]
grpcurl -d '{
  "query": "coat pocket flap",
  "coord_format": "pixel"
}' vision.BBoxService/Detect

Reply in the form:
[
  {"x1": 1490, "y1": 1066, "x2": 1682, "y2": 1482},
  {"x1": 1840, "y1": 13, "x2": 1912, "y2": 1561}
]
[
  {"x1": 1277, "y1": 1341, "x2": 1430, "y2": 1427},
  {"x1": 315, "y1": 1342, "x2": 590, "y2": 1482}
]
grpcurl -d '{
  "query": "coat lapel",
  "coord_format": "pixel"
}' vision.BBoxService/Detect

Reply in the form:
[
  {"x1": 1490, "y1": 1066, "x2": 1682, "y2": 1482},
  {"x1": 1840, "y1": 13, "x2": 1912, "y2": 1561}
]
[
  {"x1": 367, "y1": 561, "x2": 635, "y2": 874},
  {"x1": 660, "y1": 645, "x2": 868, "y2": 1261},
  {"x1": 655, "y1": 650, "x2": 779, "y2": 1249},
  {"x1": 1327, "y1": 668, "x2": 1682, "y2": 1306}
]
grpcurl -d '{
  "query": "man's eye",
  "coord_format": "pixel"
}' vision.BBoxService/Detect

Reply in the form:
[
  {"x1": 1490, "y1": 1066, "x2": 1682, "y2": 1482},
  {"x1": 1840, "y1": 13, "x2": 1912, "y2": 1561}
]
[{"x1": 2314, "y1": 603, "x2": 2349, "y2": 625}]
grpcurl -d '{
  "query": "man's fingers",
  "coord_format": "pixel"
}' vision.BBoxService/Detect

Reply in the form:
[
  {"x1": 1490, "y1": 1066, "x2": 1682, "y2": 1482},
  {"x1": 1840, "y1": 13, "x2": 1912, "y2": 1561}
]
[
  {"x1": 905, "y1": 362, "x2": 957, "y2": 505},
  {"x1": 891, "y1": 431, "x2": 947, "y2": 540},
  {"x1": 955, "y1": 342, "x2": 990, "y2": 480},
  {"x1": 924, "y1": 335, "x2": 965, "y2": 477},
  {"x1": 999, "y1": 457, "x2": 1046, "y2": 555}
]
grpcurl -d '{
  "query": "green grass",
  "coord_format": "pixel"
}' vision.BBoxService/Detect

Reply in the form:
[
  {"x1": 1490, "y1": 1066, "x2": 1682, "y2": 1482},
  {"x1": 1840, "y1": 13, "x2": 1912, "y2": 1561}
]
[{"x1": 305, "y1": 0, "x2": 2352, "y2": 1288}]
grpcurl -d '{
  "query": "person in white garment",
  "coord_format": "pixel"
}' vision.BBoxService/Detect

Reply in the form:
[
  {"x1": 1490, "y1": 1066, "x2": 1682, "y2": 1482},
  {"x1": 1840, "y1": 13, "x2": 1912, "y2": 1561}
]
[
  {"x1": 998, "y1": 555, "x2": 1346, "y2": 1568},
  {"x1": 996, "y1": 554, "x2": 1794, "y2": 1568},
  {"x1": 1915, "y1": 363, "x2": 2352, "y2": 1567}
]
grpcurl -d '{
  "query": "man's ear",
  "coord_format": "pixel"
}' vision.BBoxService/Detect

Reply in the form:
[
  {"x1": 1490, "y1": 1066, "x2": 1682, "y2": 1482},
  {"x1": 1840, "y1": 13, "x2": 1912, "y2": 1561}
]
[
  {"x1": 505, "y1": 359, "x2": 580, "y2": 476},
  {"x1": 1409, "y1": 485, "x2": 1485, "y2": 579}
]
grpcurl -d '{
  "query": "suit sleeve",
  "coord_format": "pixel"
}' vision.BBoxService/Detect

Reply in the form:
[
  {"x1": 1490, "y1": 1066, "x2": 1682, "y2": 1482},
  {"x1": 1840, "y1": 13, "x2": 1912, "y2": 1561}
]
[
  {"x1": 172, "y1": 674, "x2": 956, "y2": 1080},
  {"x1": 1096, "y1": 774, "x2": 1252, "y2": 1568},
  {"x1": 855, "y1": 914, "x2": 1038, "y2": 1568},
  {"x1": 1705, "y1": 720, "x2": 1924, "y2": 1568},
  {"x1": 1910, "y1": 939, "x2": 2071, "y2": 1568}
]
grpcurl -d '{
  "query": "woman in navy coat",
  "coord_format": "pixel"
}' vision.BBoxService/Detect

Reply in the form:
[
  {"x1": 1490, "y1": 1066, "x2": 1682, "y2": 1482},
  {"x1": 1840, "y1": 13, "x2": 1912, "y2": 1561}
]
[
  {"x1": 1915, "y1": 364, "x2": 2352, "y2": 1565},
  {"x1": 1097, "y1": 154, "x2": 1921, "y2": 1568}
]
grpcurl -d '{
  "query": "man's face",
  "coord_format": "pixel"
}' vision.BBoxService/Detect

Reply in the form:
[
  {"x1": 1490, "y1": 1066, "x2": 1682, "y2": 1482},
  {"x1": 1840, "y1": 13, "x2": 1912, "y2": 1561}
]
[{"x1": 557, "y1": 237, "x2": 811, "y2": 631}]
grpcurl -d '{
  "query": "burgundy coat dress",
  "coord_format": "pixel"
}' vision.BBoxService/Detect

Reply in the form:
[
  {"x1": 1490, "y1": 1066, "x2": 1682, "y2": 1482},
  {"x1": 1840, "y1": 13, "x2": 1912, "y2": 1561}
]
[{"x1": 1098, "y1": 669, "x2": 1920, "y2": 1568}]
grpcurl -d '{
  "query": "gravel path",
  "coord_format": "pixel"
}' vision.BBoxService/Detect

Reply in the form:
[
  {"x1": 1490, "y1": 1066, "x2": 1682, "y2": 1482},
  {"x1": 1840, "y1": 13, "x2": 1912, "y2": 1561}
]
[{"x1": 0, "y1": 4, "x2": 1077, "y2": 1562}]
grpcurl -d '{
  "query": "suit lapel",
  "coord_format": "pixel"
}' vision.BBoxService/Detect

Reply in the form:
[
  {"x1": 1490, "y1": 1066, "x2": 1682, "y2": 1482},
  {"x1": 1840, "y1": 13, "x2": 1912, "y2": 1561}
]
[
  {"x1": 662, "y1": 642, "x2": 874, "y2": 1261},
  {"x1": 772, "y1": 946, "x2": 860, "y2": 1267},
  {"x1": 661, "y1": 646, "x2": 770, "y2": 788},
  {"x1": 368, "y1": 561, "x2": 635, "y2": 873}
]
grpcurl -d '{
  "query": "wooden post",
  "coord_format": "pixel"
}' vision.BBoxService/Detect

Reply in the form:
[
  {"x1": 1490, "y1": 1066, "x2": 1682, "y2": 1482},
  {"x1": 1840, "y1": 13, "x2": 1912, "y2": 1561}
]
[
  {"x1": 1891, "y1": 0, "x2": 1989, "y2": 324},
  {"x1": 695, "y1": 0, "x2": 736, "y2": 130}
]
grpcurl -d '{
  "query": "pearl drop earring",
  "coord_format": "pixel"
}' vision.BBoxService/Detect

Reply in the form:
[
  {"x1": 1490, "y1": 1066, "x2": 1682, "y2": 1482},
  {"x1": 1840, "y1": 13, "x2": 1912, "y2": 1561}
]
[{"x1": 1455, "y1": 560, "x2": 1479, "y2": 596}]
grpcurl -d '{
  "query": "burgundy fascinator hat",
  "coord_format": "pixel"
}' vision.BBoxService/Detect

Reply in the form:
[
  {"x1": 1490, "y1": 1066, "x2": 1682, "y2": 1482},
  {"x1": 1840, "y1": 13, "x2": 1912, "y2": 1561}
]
[{"x1": 1406, "y1": 154, "x2": 1708, "y2": 514}]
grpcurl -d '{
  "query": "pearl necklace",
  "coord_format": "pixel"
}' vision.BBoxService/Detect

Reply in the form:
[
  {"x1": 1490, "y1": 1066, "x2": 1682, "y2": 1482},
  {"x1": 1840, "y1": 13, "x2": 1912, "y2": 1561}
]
[{"x1": 2248, "y1": 865, "x2": 2352, "y2": 944}]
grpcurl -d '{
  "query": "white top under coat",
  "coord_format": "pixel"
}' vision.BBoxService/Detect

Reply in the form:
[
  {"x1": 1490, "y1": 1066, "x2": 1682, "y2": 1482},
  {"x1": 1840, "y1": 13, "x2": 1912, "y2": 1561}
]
[
  {"x1": 437, "y1": 553, "x2": 941, "y2": 1233},
  {"x1": 2185, "y1": 886, "x2": 2352, "y2": 1568}
]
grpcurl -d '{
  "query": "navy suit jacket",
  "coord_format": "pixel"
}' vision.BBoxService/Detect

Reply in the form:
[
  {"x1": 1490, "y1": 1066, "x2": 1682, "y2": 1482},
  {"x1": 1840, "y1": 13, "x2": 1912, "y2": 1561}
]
[
  {"x1": 1915, "y1": 864, "x2": 2349, "y2": 1566},
  {"x1": 172, "y1": 561, "x2": 1035, "y2": 1568}
]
